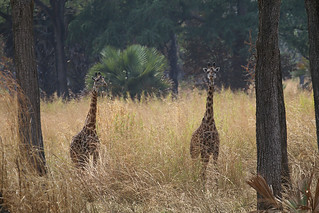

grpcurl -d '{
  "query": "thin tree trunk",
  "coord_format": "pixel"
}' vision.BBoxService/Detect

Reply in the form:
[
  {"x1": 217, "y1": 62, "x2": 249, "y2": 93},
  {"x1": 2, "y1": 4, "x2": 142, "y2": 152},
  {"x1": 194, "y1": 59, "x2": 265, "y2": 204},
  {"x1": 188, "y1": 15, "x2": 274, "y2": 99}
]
[
  {"x1": 11, "y1": 0, "x2": 47, "y2": 175},
  {"x1": 305, "y1": 0, "x2": 319, "y2": 150},
  {"x1": 34, "y1": 0, "x2": 68, "y2": 99},
  {"x1": 255, "y1": 0, "x2": 287, "y2": 210},
  {"x1": 278, "y1": 61, "x2": 290, "y2": 186},
  {"x1": 51, "y1": 0, "x2": 68, "y2": 99},
  {"x1": 168, "y1": 33, "x2": 178, "y2": 95}
]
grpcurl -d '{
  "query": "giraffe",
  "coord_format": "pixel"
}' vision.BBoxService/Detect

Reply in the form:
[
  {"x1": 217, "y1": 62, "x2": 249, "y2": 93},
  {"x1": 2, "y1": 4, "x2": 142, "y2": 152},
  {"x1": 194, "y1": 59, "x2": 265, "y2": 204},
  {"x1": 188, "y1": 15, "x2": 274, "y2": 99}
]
[
  {"x1": 190, "y1": 62, "x2": 220, "y2": 181},
  {"x1": 70, "y1": 72, "x2": 107, "y2": 169}
]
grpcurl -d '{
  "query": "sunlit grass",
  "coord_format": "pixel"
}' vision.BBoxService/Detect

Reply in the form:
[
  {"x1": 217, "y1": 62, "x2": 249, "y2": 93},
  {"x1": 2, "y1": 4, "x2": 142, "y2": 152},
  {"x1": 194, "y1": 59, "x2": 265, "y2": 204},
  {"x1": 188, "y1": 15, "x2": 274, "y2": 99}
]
[{"x1": 0, "y1": 80, "x2": 317, "y2": 212}]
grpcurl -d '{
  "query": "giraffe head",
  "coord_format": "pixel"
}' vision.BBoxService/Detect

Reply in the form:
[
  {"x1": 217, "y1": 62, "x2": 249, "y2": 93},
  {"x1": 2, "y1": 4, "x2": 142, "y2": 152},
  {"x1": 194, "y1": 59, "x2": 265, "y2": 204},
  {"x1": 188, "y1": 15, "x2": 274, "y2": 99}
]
[
  {"x1": 203, "y1": 62, "x2": 220, "y2": 84},
  {"x1": 92, "y1": 72, "x2": 107, "y2": 90}
]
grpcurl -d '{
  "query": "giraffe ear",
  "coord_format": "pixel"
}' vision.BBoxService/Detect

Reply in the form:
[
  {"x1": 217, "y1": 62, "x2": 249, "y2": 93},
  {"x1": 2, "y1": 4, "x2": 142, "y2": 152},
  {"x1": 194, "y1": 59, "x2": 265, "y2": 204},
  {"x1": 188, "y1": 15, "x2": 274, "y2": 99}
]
[
  {"x1": 203, "y1": 68, "x2": 208, "y2": 72},
  {"x1": 92, "y1": 76, "x2": 95, "y2": 81},
  {"x1": 215, "y1": 67, "x2": 220, "y2": 72}
]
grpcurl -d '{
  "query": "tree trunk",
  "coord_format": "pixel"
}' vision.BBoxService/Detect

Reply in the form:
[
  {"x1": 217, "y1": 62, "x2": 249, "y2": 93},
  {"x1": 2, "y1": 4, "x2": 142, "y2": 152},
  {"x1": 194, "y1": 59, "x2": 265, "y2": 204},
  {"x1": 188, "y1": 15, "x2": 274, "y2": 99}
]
[
  {"x1": 255, "y1": 0, "x2": 288, "y2": 210},
  {"x1": 305, "y1": 0, "x2": 319, "y2": 151},
  {"x1": 11, "y1": 0, "x2": 47, "y2": 176},
  {"x1": 51, "y1": 0, "x2": 68, "y2": 99},
  {"x1": 278, "y1": 61, "x2": 290, "y2": 187},
  {"x1": 34, "y1": 0, "x2": 68, "y2": 99},
  {"x1": 168, "y1": 33, "x2": 178, "y2": 95}
]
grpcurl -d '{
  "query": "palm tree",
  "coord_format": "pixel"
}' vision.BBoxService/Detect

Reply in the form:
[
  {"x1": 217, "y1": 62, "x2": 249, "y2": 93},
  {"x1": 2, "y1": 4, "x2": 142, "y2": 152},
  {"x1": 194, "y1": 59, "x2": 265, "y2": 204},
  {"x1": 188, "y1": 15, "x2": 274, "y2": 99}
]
[{"x1": 87, "y1": 44, "x2": 171, "y2": 99}]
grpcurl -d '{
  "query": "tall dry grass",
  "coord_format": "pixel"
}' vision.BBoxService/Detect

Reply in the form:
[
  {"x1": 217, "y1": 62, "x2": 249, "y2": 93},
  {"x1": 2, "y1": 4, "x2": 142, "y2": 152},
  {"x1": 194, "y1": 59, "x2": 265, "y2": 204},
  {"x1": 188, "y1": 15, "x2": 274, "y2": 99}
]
[{"x1": 0, "y1": 79, "x2": 317, "y2": 212}]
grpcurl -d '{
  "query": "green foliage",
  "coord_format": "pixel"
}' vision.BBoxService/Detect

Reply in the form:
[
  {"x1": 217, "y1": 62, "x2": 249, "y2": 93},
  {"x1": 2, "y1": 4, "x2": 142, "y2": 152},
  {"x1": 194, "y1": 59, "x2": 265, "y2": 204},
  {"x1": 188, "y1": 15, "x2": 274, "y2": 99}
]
[
  {"x1": 67, "y1": 0, "x2": 134, "y2": 55},
  {"x1": 1, "y1": 0, "x2": 311, "y2": 91},
  {"x1": 181, "y1": 0, "x2": 258, "y2": 89},
  {"x1": 184, "y1": 0, "x2": 258, "y2": 47},
  {"x1": 86, "y1": 44, "x2": 171, "y2": 98},
  {"x1": 68, "y1": 0, "x2": 194, "y2": 55},
  {"x1": 127, "y1": 0, "x2": 193, "y2": 48},
  {"x1": 280, "y1": 0, "x2": 308, "y2": 58}
]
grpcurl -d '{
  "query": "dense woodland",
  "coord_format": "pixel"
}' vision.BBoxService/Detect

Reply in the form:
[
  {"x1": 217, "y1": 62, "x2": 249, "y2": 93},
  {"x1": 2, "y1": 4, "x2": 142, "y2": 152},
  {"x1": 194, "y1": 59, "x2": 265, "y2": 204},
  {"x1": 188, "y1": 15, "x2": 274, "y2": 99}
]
[
  {"x1": 1, "y1": 0, "x2": 319, "y2": 212},
  {"x1": 0, "y1": 0, "x2": 311, "y2": 96}
]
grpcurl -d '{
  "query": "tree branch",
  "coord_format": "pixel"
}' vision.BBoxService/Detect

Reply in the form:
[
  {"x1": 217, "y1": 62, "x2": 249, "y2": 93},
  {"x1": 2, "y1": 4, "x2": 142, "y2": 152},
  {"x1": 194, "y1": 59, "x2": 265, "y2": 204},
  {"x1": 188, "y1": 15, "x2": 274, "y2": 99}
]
[{"x1": 0, "y1": 10, "x2": 10, "y2": 21}]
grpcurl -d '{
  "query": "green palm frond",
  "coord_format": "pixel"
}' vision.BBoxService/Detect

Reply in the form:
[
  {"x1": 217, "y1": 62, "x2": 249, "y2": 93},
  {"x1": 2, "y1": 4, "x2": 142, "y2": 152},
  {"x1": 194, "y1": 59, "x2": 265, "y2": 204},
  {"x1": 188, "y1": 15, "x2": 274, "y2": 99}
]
[{"x1": 86, "y1": 44, "x2": 171, "y2": 98}]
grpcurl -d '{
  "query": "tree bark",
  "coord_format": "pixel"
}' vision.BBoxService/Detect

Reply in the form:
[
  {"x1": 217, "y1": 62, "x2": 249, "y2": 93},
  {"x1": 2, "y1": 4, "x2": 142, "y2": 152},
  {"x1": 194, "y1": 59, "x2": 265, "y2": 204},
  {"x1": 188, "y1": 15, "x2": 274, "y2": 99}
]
[
  {"x1": 35, "y1": 0, "x2": 68, "y2": 99},
  {"x1": 51, "y1": 0, "x2": 68, "y2": 99},
  {"x1": 11, "y1": 0, "x2": 47, "y2": 175},
  {"x1": 168, "y1": 33, "x2": 179, "y2": 95},
  {"x1": 255, "y1": 0, "x2": 289, "y2": 210},
  {"x1": 305, "y1": 0, "x2": 319, "y2": 151},
  {"x1": 278, "y1": 60, "x2": 290, "y2": 187}
]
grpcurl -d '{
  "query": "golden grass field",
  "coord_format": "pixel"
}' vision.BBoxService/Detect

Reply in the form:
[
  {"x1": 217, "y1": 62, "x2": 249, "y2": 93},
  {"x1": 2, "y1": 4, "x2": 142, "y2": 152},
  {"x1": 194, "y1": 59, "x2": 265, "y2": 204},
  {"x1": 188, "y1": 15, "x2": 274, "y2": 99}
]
[{"x1": 0, "y1": 80, "x2": 317, "y2": 212}]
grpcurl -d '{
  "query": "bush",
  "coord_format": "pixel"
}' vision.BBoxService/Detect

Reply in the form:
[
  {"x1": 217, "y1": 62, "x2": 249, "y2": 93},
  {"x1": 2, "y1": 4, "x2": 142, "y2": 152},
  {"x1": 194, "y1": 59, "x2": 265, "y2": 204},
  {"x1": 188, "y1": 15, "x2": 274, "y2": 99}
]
[{"x1": 86, "y1": 44, "x2": 171, "y2": 99}]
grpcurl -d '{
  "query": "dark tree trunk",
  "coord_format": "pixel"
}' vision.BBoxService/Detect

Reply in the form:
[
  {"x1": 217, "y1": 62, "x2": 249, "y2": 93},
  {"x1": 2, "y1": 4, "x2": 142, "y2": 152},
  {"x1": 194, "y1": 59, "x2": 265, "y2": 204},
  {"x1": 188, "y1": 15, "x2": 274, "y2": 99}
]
[
  {"x1": 255, "y1": 0, "x2": 289, "y2": 210},
  {"x1": 11, "y1": 0, "x2": 47, "y2": 175},
  {"x1": 35, "y1": 0, "x2": 68, "y2": 99},
  {"x1": 237, "y1": 0, "x2": 247, "y2": 15},
  {"x1": 34, "y1": 9, "x2": 57, "y2": 97},
  {"x1": 305, "y1": 0, "x2": 319, "y2": 150},
  {"x1": 278, "y1": 62, "x2": 290, "y2": 187},
  {"x1": 168, "y1": 33, "x2": 179, "y2": 95},
  {"x1": 67, "y1": 44, "x2": 90, "y2": 94},
  {"x1": 51, "y1": 0, "x2": 68, "y2": 98}
]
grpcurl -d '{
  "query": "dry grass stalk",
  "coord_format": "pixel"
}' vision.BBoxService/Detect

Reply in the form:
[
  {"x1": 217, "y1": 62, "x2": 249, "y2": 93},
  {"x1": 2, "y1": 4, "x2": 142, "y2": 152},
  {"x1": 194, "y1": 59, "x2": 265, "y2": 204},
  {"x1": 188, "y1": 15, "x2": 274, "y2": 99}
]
[
  {"x1": 0, "y1": 79, "x2": 317, "y2": 212},
  {"x1": 246, "y1": 174, "x2": 281, "y2": 210}
]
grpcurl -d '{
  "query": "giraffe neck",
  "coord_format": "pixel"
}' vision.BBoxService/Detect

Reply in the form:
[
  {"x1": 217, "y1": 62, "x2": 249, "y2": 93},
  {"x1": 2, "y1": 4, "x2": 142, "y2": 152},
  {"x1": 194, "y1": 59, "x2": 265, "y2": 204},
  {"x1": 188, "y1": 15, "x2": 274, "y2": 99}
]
[
  {"x1": 203, "y1": 83, "x2": 215, "y2": 125},
  {"x1": 84, "y1": 88, "x2": 98, "y2": 129}
]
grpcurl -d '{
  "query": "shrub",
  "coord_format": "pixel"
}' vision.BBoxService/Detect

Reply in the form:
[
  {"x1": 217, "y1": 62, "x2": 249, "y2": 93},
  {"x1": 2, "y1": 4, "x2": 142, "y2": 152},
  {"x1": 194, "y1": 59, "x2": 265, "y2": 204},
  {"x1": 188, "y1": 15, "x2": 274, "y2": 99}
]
[{"x1": 86, "y1": 44, "x2": 171, "y2": 99}]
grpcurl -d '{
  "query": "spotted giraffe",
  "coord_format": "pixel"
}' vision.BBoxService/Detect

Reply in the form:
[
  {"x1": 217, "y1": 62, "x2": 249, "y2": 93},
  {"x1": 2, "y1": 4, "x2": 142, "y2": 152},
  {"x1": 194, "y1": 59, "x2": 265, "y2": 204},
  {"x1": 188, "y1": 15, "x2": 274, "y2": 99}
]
[
  {"x1": 190, "y1": 62, "x2": 220, "y2": 181},
  {"x1": 70, "y1": 72, "x2": 107, "y2": 169}
]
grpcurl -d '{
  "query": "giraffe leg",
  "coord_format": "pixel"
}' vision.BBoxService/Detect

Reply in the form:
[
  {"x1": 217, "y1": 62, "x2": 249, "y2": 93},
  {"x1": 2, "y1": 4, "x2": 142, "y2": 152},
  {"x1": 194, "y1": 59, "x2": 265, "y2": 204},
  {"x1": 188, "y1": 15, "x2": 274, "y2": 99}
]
[
  {"x1": 212, "y1": 140, "x2": 219, "y2": 162},
  {"x1": 200, "y1": 152, "x2": 210, "y2": 185},
  {"x1": 212, "y1": 145, "x2": 219, "y2": 186},
  {"x1": 70, "y1": 150, "x2": 84, "y2": 169},
  {"x1": 77, "y1": 154, "x2": 89, "y2": 169},
  {"x1": 212, "y1": 148, "x2": 219, "y2": 171},
  {"x1": 93, "y1": 150, "x2": 99, "y2": 167}
]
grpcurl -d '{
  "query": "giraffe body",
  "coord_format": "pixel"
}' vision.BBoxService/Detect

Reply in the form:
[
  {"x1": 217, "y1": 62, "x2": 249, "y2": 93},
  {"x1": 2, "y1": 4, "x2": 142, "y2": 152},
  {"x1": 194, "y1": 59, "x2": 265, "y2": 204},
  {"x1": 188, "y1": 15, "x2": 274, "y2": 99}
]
[
  {"x1": 70, "y1": 126, "x2": 100, "y2": 168},
  {"x1": 70, "y1": 73, "x2": 106, "y2": 169},
  {"x1": 190, "y1": 62, "x2": 220, "y2": 180}
]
